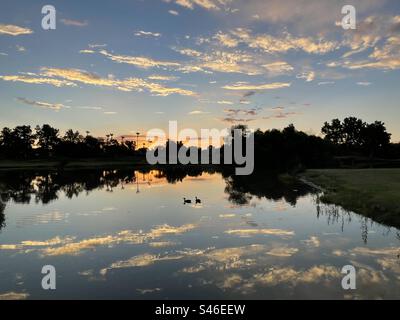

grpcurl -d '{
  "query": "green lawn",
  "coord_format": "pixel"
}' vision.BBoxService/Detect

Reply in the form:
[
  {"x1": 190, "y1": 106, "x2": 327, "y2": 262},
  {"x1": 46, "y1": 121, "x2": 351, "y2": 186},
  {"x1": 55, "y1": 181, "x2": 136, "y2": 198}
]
[{"x1": 303, "y1": 169, "x2": 400, "y2": 228}]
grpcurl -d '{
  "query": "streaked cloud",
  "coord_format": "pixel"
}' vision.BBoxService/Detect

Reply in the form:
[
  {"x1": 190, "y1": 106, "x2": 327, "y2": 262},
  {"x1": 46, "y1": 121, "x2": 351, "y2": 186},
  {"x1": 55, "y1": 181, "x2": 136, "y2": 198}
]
[
  {"x1": 172, "y1": 0, "x2": 231, "y2": 11},
  {"x1": 60, "y1": 18, "x2": 88, "y2": 27},
  {"x1": 0, "y1": 292, "x2": 29, "y2": 300},
  {"x1": 148, "y1": 75, "x2": 179, "y2": 81},
  {"x1": 168, "y1": 10, "x2": 179, "y2": 15},
  {"x1": 134, "y1": 30, "x2": 162, "y2": 37},
  {"x1": 0, "y1": 24, "x2": 33, "y2": 36},
  {"x1": 16, "y1": 97, "x2": 70, "y2": 111},
  {"x1": 296, "y1": 71, "x2": 315, "y2": 82},
  {"x1": 222, "y1": 82, "x2": 291, "y2": 90},
  {"x1": 99, "y1": 50, "x2": 181, "y2": 69},
  {"x1": 266, "y1": 247, "x2": 299, "y2": 257},
  {"x1": 225, "y1": 228, "x2": 294, "y2": 237},
  {"x1": 189, "y1": 110, "x2": 210, "y2": 115},
  {"x1": 79, "y1": 49, "x2": 95, "y2": 54},
  {"x1": 0, "y1": 223, "x2": 197, "y2": 256},
  {"x1": 217, "y1": 100, "x2": 234, "y2": 105},
  {"x1": 263, "y1": 61, "x2": 294, "y2": 75},
  {"x1": 2, "y1": 67, "x2": 196, "y2": 96},
  {"x1": 0, "y1": 74, "x2": 76, "y2": 88}
]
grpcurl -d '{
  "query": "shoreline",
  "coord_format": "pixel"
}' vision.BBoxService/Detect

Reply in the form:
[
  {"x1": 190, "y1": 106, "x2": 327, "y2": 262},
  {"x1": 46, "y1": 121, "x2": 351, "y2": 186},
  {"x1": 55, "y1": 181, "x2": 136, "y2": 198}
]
[{"x1": 303, "y1": 168, "x2": 400, "y2": 228}]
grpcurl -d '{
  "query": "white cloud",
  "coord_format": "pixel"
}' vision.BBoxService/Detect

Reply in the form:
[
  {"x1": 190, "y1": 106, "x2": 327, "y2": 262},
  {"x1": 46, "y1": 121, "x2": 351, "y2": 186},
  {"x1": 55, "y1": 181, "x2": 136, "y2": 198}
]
[
  {"x1": 189, "y1": 110, "x2": 210, "y2": 115},
  {"x1": 296, "y1": 71, "x2": 315, "y2": 82},
  {"x1": 134, "y1": 30, "x2": 162, "y2": 37},
  {"x1": 263, "y1": 61, "x2": 294, "y2": 75},
  {"x1": 222, "y1": 82, "x2": 291, "y2": 90},
  {"x1": 173, "y1": 0, "x2": 231, "y2": 11},
  {"x1": 79, "y1": 49, "x2": 95, "y2": 54}
]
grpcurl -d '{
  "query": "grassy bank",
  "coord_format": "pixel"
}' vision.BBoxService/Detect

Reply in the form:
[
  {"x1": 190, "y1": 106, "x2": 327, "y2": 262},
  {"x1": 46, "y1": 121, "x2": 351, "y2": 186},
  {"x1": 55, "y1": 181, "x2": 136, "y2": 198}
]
[{"x1": 303, "y1": 169, "x2": 400, "y2": 228}]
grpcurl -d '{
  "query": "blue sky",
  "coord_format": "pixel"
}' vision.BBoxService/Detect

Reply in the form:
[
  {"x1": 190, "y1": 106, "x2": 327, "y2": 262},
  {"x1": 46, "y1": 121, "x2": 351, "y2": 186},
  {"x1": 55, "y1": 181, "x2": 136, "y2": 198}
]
[{"x1": 1, "y1": 0, "x2": 400, "y2": 141}]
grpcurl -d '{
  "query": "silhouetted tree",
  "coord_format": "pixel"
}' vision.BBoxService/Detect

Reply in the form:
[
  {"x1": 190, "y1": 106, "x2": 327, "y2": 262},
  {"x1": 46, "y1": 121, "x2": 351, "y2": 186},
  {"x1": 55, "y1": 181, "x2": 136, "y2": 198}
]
[
  {"x1": 322, "y1": 117, "x2": 392, "y2": 158},
  {"x1": 35, "y1": 124, "x2": 60, "y2": 156},
  {"x1": 0, "y1": 125, "x2": 34, "y2": 158},
  {"x1": 361, "y1": 121, "x2": 391, "y2": 158}
]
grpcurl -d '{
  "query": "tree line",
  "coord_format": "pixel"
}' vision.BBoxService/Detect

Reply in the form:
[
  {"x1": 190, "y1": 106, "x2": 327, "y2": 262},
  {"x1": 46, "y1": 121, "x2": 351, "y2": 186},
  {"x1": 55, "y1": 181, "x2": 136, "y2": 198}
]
[
  {"x1": 0, "y1": 118, "x2": 399, "y2": 170},
  {"x1": 0, "y1": 125, "x2": 139, "y2": 159}
]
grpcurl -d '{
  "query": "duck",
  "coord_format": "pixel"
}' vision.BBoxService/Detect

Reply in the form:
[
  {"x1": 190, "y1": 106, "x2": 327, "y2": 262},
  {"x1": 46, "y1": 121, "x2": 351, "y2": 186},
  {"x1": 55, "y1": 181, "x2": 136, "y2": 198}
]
[
  {"x1": 183, "y1": 198, "x2": 192, "y2": 204},
  {"x1": 195, "y1": 196, "x2": 201, "y2": 204}
]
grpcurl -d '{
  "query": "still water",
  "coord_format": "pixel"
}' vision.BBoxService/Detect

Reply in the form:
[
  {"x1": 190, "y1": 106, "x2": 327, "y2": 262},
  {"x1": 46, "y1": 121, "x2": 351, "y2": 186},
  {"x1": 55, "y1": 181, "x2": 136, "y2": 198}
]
[{"x1": 0, "y1": 168, "x2": 399, "y2": 300}]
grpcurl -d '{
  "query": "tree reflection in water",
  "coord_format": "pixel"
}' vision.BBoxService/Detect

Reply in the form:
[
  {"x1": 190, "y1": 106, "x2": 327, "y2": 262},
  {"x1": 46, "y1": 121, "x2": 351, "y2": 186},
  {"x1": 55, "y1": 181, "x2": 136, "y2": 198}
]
[
  {"x1": 0, "y1": 200, "x2": 5, "y2": 231},
  {"x1": 0, "y1": 167, "x2": 397, "y2": 242}
]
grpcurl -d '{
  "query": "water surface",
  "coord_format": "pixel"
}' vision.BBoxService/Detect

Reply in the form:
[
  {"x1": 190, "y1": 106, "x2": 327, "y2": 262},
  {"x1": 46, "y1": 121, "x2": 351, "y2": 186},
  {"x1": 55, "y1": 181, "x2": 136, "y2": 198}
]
[{"x1": 0, "y1": 169, "x2": 399, "y2": 300}]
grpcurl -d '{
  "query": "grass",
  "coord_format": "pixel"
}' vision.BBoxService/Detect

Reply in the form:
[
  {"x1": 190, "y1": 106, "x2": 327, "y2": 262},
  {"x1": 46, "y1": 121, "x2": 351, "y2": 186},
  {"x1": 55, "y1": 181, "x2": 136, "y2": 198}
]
[{"x1": 303, "y1": 169, "x2": 400, "y2": 228}]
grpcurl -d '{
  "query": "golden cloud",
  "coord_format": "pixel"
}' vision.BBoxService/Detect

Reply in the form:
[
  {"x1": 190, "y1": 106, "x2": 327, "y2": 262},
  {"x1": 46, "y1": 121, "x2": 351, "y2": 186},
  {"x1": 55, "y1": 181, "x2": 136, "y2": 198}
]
[{"x1": 0, "y1": 24, "x2": 33, "y2": 36}]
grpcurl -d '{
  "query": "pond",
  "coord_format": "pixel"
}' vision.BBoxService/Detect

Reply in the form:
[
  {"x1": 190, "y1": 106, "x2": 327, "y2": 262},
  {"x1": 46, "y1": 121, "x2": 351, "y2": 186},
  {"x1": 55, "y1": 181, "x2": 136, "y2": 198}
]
[{"x1": 0, "y1": 168, "x2": 399, "y2": 299}]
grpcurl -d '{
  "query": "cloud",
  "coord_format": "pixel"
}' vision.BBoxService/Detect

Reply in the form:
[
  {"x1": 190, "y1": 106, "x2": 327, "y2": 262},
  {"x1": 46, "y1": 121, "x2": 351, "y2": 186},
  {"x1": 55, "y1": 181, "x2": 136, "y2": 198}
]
[
  {"x1": 101, "y1": 254, "x2": 183, "y2": 274},
  {"x1": 301, "y1": 236, "x2": 320, "y2": 248},
  {"x1": 225, "y1": 228, "x2": 294, "y2": 237},
  {"x1": 252, "y1": 265, "x2": 340, "y2": 287},
  {"x1": 0, "y1": 292, "x2": 29, "y2": 300},
  {"x1": 262, "y1": 61, "x2": 294, "y2": 75},
  {"x1": 189, "y1": 110, "x2": 210, "y2": 115},
  {"x1": 232, "y1": 0, "x2": 384, "y2": 33},
  {"x1": 169, "y1": 10, "x2": 179, "y2": 15},
  {"x1": 296, "y1": 71, "x2": 315, "y2": 82},
  {"x1": 16, "y1": 45, "x2": 26, "y2": 52},
  {"x1": 60, "y1": 19, "x2": 88, "y2": 27},
  {"x1": 222, "y1": 28, "x2": 338, "y2": 54},
  {"x1": 16, "y1": 97, "x2": 70, "y2": 111},
  {"x1": 16, "y1": 98, "x2": 104, "y2": 112},
  {"x1": 0, "y1": 24, "x2": 33, "y2": 36},
  {"x1": 357, "y1": 82, "x2": 372, "y2": 86},
  {"x1": 134, "y1": 30, "x2": 162, "y2": 37},
  {"x1": 148, "y1": 75, "x2": 179, "y2": 81},
  {"x1": 263, "y1": 111, "x2": 300, "y2": 120},
  {"x1": 100, "y1": 247, "x2": 209, "y2": 275},
  {"x1": 99, "y1": 50, "x2": 181, "y2": 69},
  {"x1": 214, "y1": 31, "x2": 239, "y2": 48},
  {"x1": 79, "y1": 49, "x2": 95, "y2": 54},
  {"x1": 41, "y1": 68, "x2": 195, "y2": 96},
  {"x1": 174, "y1": 48, "x2": 202, "y2": 57},
  {"x1": 173, "y1": 0, "x2": 231, "y2": 11},
  {"x1": 318, "y1": 81, "x2": 335, "y2": 85},
  {"x1": 328, "y1": 16, "x2": 400, "y2": 71},
  {"x1": 222, "y1": 82, "x2": 291, "y2": 90},
  {"x1": 224, "y1": 107, "x2": 261, "y2": 116},
  {"x1": 0, "y1": 223, "x2": 197, "y2": 257},
  {"x1": 0, "y1": 74, "x2": 76, "y2": 88},
  {"x1": 266, "y1": 247, "x2": 299, "y2": 257},
  {"x1": 221, "y1": 117, "x2": 256, "y2": 123},
  {"x1": 174, "y1": 47, "x2": 262, "y2": 75},
  {"x1": 217, "y1": 100, "x2": 234, "y2": 105},
  {"x1": 88, "y1": 43, "x2": 107, "y2": 48},
  {"x1": 1, "y1": 68, "x2": 196, "y2": 96}
]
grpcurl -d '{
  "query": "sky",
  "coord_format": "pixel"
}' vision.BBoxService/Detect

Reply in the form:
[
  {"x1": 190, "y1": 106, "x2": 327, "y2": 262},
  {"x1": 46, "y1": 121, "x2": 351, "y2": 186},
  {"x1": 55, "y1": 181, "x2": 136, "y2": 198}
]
[{"x1": 0, "y1": 0, "x2": 400, "y2": 142}]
